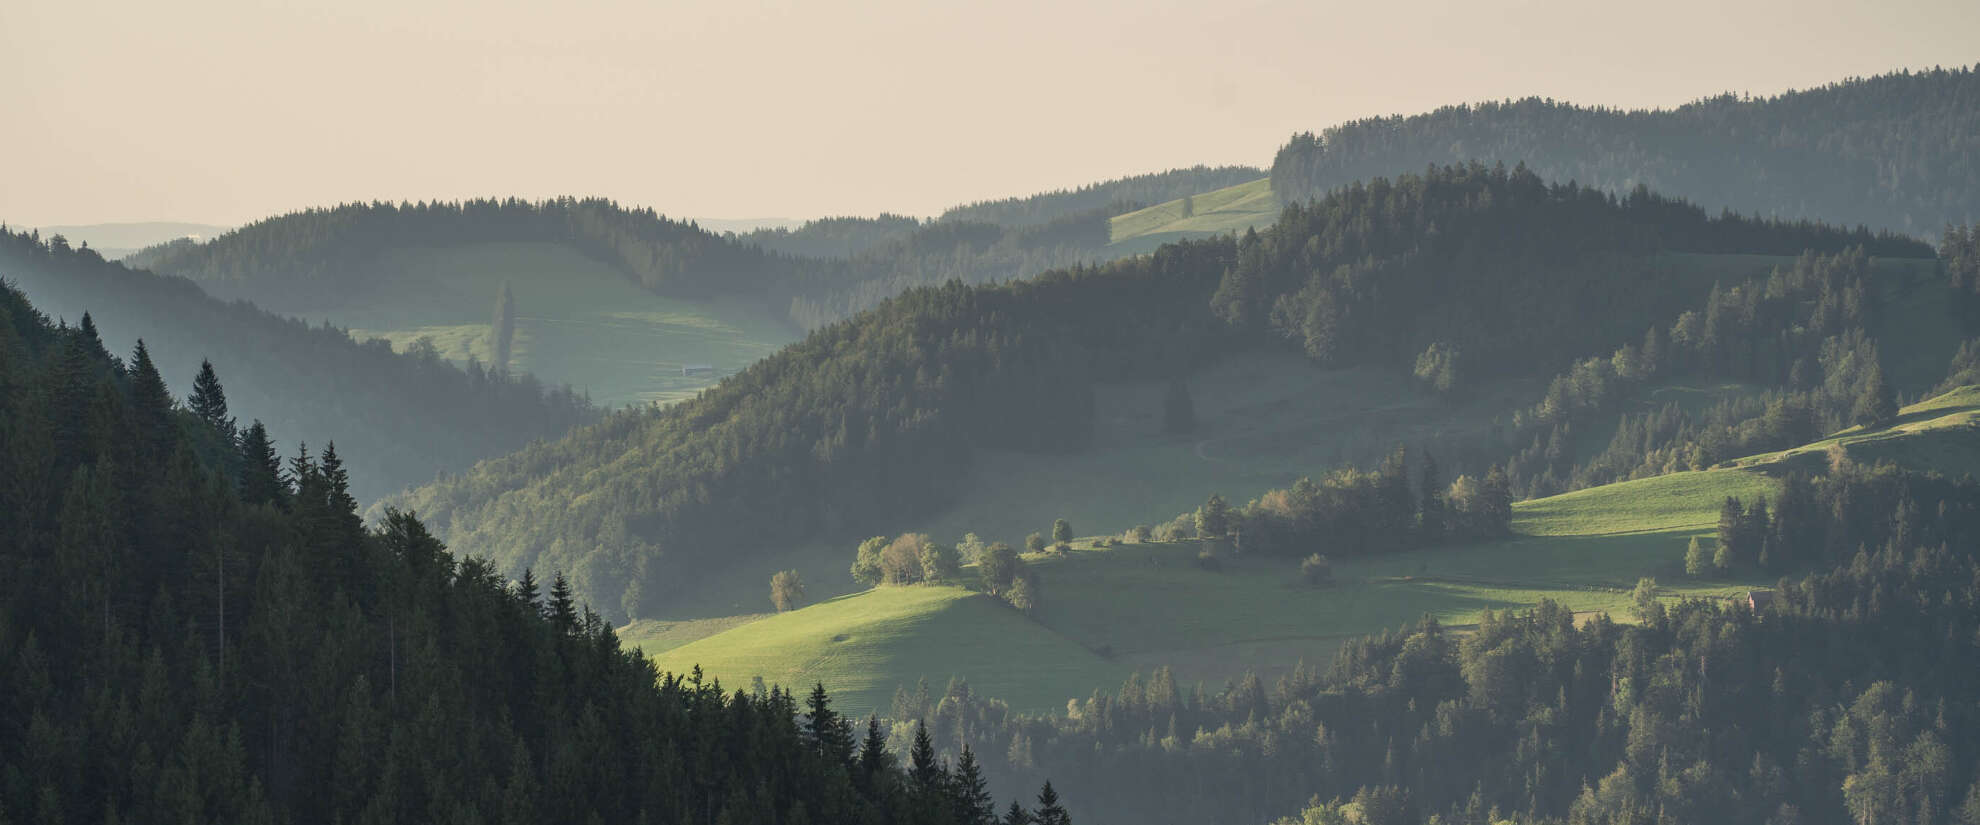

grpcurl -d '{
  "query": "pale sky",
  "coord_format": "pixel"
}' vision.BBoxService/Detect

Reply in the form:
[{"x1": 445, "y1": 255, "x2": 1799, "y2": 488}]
[{"x1": 5, "y1": 0, "x2": 1975, "y2": 226}]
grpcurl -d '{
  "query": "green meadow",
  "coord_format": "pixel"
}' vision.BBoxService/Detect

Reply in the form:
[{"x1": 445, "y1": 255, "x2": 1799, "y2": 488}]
[{"x1": 292, "y1": 241, "x2": 796, "y2": 408}]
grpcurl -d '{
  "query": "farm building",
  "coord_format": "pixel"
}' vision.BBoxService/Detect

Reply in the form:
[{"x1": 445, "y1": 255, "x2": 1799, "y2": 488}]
[{"x1": 1746, "y1": 590, "x2": 1774, "y2": 611}]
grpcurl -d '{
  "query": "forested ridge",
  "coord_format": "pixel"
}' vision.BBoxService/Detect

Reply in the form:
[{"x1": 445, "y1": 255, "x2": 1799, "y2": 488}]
[
  {"x1": 937, "y1": 164, "x2": 1264, "y2": 227},
  {"x1": 885, "y1": 461, "x2": 1980, "y2": 825},
  {"x1": 126, "y1": 196, "x2": 1115, "y2": 331},
  {"x1": 1272, "y1": 65, "x2": 1980, "y2": 234},
  {"x1": 0, "y1": 278, "x2": 1068, "y2": 825},
  {"x1": 390, "y1": 165, "x2": 1918, "y2": 620},
  {"x1": 0, "y1": 228, "x2": 594, "y2": 502}
]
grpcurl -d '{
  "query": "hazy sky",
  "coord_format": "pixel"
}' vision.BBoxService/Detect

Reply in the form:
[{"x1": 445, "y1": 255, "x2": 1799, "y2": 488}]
[{"x1": 5, "y1": 0, "x2": 1974, "y2": 226}]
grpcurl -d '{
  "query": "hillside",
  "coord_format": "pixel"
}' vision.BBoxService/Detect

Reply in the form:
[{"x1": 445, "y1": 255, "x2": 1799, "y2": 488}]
[
  {"x1": 938, "y1": 164, "x2": 1264, "y2": 228},
  {"x1": 0, "y1": 276, "x2": 1005, "y2": 825},
  {"x1": 0, "y1": 229, "x2": 594, "y2": 502},
  {"x1": 32, "y1": 220, "x2": 228, "y2": 258},
  {"x1": 652, "y1": 383, "x2": 1978, "y2": 717},
  {"x1": 389, "y1": 167, "x2": 1934, "y2": 621},
  {"x1": 282, "y1": 241, "x2": 793, "y2": 408},
  {"x1": 1273, "y1": 65, "x2": 1980, "y2": 233},
  {"x1": 1106, "y1": 176, "x2": 1278, "y2": 253}
]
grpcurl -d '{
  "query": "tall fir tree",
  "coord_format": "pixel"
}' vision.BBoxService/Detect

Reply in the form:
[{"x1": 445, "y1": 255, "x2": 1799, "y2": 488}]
[
  {"x1": 951, "y1": 745, "x2": 996, "y2": 825},
  {"x1": 188, "y1": 358, "x2": 231, "y2": 433},
  {"x1": 1032, "y1": 782, "x2": 1071, "y2": 825}
]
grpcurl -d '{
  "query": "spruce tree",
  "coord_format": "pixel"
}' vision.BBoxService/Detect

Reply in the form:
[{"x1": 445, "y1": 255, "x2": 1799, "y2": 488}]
[
  {"x1": 1196, "y1": 493, "x2": 1230, "y2": 540},
  {"x1": 1853, "y1": 363, "x2": 1898, "y2": 426},
  {"x1": 516, "y1": 568, "x2": 541, "y2": 609},
  {"x1": 1032, "y1": 782, "x2": 1071, "y2": 825},
  {"x1": 856, "y1": 715, "x2": 892, "y2": 794},
  {"x1": 805, "y1": 682, "x2": 854, "y2": 767},
  {"x1": 188, "y1": 359, "x2": 231, "y2": 433},
  {"x1": 126, "y1": 340, "x2": 175, "y2": 457},
  {"x1": 951, "y1": 745, "x2": 995, "y2": 825},
  {"x1": 546, "y1": 572, "x2": 578, "y2": 631},
  {"x1": 1002, "y1": 801, "x2": 1034, "y2": 825},
  {"x1": 236, "y1": 421, "x2": 287, "y2": 508},
  {"x1": 908, "y1": 720, "x2": 945, "y2": 793}
]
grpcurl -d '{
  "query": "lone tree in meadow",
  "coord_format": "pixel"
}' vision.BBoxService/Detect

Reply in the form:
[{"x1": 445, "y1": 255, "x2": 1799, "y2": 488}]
[
  {"x1": 1026, "y1": 532, "x2": 1046, "y2": 555},
  {"x1": 1301, "y1": 553, "x2": 1334, "y2": 586},
  {"x1": 1163, "y1": 379, "x2": 1196, "y2": 435},
  {"x1": 1051, "y1": 518, "x2": 1073, "y2": 549},
  {"x1": 770, "y1": 570, "x2": 806, "y2": 612},
  {"x1": 1181, "y1": 194, "x2": 1195, "y2": 219},
  {"x1": 489, "y1": 280, "x2": 517, "y2": 372},
  {"x1": 1684, "y1": 536, "x2": 1710, "y2": 578}
]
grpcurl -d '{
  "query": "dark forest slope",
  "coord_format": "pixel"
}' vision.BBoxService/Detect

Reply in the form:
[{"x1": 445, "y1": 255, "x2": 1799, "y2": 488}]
[
  {"x1": 0, "y1": 277, "x2": 1062, "y2": 825},
  {"x1": 1273, "y1": 66, "x2": 1980, "y2": 234},
  {"x1": 0, "y1": 229, "x2": 594, "y2": 501}
]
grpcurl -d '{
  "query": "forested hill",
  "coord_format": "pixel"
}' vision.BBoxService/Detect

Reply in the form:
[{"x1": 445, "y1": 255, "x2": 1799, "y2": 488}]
[
  {"x1": 125, "y1": 197, "x2": 812, "y2": 311},
  {"x1": 390, "y1": 164, "x2": 1925, "y2": 621},
  {"x1": 1272, "y1": 65, "x2": 1980, "y2": 234},
  {"x1": 124, "y1": 196, "x2": 1112, "y2": 331},
  {"x1": 0, "y1": 277, "x2": 1056, "y2": 825},
  {"x1": 0, "y1": 228, "x2": 594, "y2": 502},
  {"x1": 937, "y1": 164, "x2": 1264, "y2": 227}
]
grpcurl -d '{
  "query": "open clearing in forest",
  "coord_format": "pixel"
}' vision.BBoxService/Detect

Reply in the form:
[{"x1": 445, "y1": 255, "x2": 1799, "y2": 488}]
[{"x1": 261, "y1": 242, "x2": 796, "y2": 408}]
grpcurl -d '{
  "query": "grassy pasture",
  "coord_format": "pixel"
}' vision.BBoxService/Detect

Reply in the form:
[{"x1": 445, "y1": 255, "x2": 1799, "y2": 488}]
[
  {"x1": 1107, "y1": 177, "x2": 1277, "y2": 253},
  {"x1": 278, "y1": 241, "x2": 795, "y2": 408}
]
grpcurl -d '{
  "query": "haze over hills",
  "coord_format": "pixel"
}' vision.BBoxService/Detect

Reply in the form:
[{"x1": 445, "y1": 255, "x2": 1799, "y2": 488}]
[
  {"x1": 29, "y1": 220, "x2": 230, "y2": 259},
  {"x1": 1272, "y1": 66, "x2": 1980, "y2": 234},
  {"x1": 15, "y1": 0, "x2": 1980, "y2": 821},
  {"x1": 386, "y1": 164, "x2": 1935, "y2": 627},
  {"x1": 0, "y1": 229, "x2": 595, "y2": 502}
]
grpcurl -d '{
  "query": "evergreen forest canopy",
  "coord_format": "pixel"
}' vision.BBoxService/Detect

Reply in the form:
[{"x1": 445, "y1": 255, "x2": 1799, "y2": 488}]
[
  {"x1": 0, "y1": 228, "x2": 594, "y2": 503},
  {"x1": 1271, "y1": 66, "x2": 1980, "y2": 234},
  {"x1": 390, "y1": 164, "x2": 1927, "y2": 621},
  {"x1": 0, "y1": 277, "x2": 1071, "y2": 825}
]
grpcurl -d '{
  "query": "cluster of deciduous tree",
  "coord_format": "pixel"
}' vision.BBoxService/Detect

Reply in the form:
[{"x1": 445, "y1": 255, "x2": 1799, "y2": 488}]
[
  {"x1": 1209, "y1": 449, "x2": 1512, "y2": 558},
  {"x1": 0, "y1": 279, "x2": 1065, "y2": 825},
  {"x1": 937, "y1": 165, "x2": 1263, "y2": 228},
  {"x1": 1271, "y1": 66, "x2": 1980, "y2": 234},
  {"x1": 1213, "y1": 163, "x2": 1926, "y2": 379},
  {"x1": 0, "y1": 227, "x2": 594, "y2": 502},
  {"x1": 880, "y1": 464, "x2": 1980, "y2": 825},
  {"x1": 1499, "y1": 248, "x2": 1903, "y2": 496}
]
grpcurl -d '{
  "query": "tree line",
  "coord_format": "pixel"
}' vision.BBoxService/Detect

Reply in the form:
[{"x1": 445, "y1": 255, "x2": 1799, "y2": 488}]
[
  {"x1": 0, "y1": 277, "x2": 1069, "y2": 825},
  {"x1": 0, "y1": 227, "x2": 594, "y2": 502},
  {"x1": 1271, "y1": 65, "x2": 1980, "y2": 235}
]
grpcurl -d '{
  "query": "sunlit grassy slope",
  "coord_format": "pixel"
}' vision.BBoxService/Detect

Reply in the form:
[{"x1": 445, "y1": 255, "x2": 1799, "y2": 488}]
[
  {"x1": 1107, "y1": 177, "x2": 1277, "y2": 253},
  {"x1": 649, "y1": 385, "x2": 1980, "y2": 717},
  {"x1": 276, "y1": 242, "x2": 795, "y2": 408},
  {"x1": 649, "y1": 586, "x2": 1127, "y2": 716}
]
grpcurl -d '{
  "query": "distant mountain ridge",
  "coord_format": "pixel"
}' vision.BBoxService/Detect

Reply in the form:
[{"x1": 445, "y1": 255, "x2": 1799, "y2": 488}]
[{"x1": 1272, "y1": 65, "x2": 1980, "y2": 233}]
